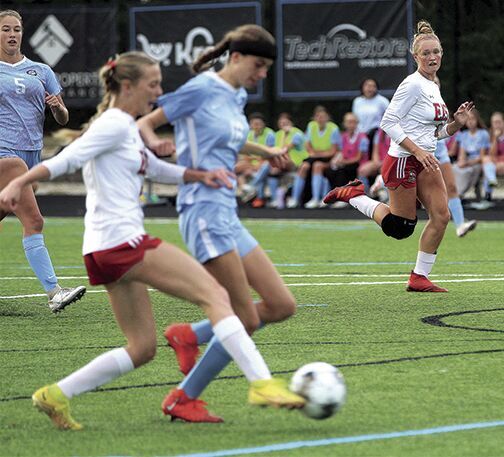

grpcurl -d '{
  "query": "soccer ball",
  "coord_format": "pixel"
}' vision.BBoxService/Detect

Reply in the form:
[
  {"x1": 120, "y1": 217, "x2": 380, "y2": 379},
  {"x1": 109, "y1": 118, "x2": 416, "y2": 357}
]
[{"x1": 290, "y1": 362, "x2": 346, "y2": 420}]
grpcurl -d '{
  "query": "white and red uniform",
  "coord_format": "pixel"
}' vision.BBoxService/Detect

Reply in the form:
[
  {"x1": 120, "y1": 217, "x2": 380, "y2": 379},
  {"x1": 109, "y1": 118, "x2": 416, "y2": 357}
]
[
  {"x1": 381, "y1": 71, "x2": 448, "y2": 157},
  {"x1": 43, "y1": 108, "x2": 187, "y2": 284},
  {"x1": 380, "y1": 72, "x2": 449, "y2": 187}
]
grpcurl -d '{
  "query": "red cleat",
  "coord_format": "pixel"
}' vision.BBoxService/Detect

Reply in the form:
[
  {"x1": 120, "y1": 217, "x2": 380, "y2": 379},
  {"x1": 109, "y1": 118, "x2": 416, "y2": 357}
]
[
  {"x1": 406, "y1": 271, "x2": 448, "y2": 292},
  {"x1": 164, "y1": 323, "x2": 199, "y2": 375},
  {"x1": 323, "y1": 179, "x2": 365, "y2": 204},
  {"x1": 162, "y1": 389, "x2": 224, "y2": 423}
]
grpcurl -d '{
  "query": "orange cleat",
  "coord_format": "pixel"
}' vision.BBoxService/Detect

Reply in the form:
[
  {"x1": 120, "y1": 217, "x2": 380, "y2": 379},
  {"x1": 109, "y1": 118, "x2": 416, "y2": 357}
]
[
  {"x1": 164, "y1": 323, "x2": 199, "y2": 375},
  {"x1": 406, "y1": 271, "x2": 448, "y2": 292},
  {"x1": 323, "y1": 179, "x2": 365, "y2": 204},
  {"x1": 162, "y1": 389, "x2": 224, "y2": 423},
  {"x1": 251, "y1": 197, "x2": 265, "y2": 208}
]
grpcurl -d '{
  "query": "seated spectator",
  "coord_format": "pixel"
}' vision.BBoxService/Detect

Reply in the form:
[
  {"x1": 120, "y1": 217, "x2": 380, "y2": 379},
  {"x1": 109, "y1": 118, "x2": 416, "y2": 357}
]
[
  {"x1": 237, "y1": 112, "x2": 275, "y2": 207},
  {"x1": 324, "y1": 112, "x2": 369, "y2": 207},
  {"x1": 357, "y1": 127, "x2": 390, "y2": 192},
  {"x1": 482, "y1": 111, "x2": 504, "y2": 201},
  {"x1": 452, "y1": 109, "x2": 490, "y2": 199},
  {"x1": 260, "y1": 113, "x2": 308, "y2": 208},
  {"x1": 287, "y1": 106, "x2": 341, "y2": 208},
  {"x1": 352, "y1": 78, "x2": 389, "y2": 156}
]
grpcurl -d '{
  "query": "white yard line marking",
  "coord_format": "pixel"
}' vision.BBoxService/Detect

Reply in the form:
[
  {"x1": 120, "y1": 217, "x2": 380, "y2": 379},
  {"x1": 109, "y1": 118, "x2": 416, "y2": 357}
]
[
  {"x1": 2, "y1": 277, "x2": 503, "y2": 300},
  {"x1": 170, "y1": 420, "x2": 504, "y2": 457},
  {"x1": 2, "y1": 273, "x2": 502, "y2": 281}
]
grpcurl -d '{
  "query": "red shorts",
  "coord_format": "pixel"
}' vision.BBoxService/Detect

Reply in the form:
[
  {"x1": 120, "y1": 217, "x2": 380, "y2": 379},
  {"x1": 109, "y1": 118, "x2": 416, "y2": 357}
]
[
  {"x1": 84, "y1": 234, "x2": 162, "y2": 286},
  {"x1": 382, "y1": 155, "x2": 425, "y2": 189}
]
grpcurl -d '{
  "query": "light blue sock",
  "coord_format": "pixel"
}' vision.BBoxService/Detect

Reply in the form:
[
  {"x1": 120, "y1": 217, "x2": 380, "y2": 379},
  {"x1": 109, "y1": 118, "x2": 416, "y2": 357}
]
[
  {"x1": 483, "y1": 178, "x2": 491, "y2": 194},
  {"x1": 311, "y1": 174, "x2": 323, "y2": 200},
  {"x1": 180, "y1": 335, "x2": 231, "y2": 398},
  {"x1": 257, "y1": 182, "x2": 266, "y2": 199},
  {"x1": 251, "y1": 163, "x2": 270, "y2": 187},
  {"x1": 359, "y1": 175, "x2": 370, "y2": 192},
  {"x1": 322, "y1": 177, "x2": 330, "y2": 197},
  {"x1": 267, "y1": 177, "x2": 279, "y2": 200},
  {"x1": 190, "y1": 320, "x2": 214, "y2": 345},
  {"x1": 22, "y1": 234, "x2": 58, "y2": 292},
  {"x1": 448, "y1": 197, "x2": 464, "y2": 227},
  {"x1": 483, "y1": 162, "x2": 497, "y2": 183},
  {"x1": 292, "y1": 176, "x2": 305, "y2": 203}
]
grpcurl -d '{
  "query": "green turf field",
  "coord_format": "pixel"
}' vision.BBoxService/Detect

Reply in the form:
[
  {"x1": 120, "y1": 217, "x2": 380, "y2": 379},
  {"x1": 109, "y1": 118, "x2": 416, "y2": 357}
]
[{"x1": 0, "y1": 217, "x2": 503, "y2": 457}]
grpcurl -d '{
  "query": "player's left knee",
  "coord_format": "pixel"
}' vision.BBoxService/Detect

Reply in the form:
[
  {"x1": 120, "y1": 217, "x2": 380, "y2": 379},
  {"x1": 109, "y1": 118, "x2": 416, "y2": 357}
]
[{"x1": 381, "y1": 213, "x2": 417, "y2": 240}]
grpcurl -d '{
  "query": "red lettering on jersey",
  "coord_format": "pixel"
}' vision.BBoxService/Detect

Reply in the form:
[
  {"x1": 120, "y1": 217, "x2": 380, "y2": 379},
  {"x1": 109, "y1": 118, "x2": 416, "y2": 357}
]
[
  {"x1": 441, "y1": 104, "x2": 448, "y2": 120},
  {"x1": 138, "y1": 149, "x2": 148, "y2": 175},
  {"x1": 433, "y1": 102, "x2": 448, "y2": 122}
]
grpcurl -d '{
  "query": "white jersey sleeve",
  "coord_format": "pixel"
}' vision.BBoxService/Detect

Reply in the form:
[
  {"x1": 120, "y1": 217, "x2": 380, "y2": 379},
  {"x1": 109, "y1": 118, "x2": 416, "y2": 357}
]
[
  {"x1": 380, "y1": 77, "x2": 420, "y2": 145},
  {"x1": 144, "y1": 149, "x2": 186, "y2": 184},
  {"x1": 380, "y1": 72, "x2": 449, "y2": 157},
  {"x1": 44, "y1": 117, "x2": 129, "y2": 179}
]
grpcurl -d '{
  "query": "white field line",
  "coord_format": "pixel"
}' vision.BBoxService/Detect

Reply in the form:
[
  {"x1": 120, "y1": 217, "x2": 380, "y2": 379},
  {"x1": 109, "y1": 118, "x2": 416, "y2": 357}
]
[
  {"x1": 1, "y1": 276, "x2": 503, "y2": 300},
  {"x1": 286, "y1": 278, "x2": 504, "y2": 287},
  {"x1": 1, "y1": 273, "x2": 503, "y2": 281}
]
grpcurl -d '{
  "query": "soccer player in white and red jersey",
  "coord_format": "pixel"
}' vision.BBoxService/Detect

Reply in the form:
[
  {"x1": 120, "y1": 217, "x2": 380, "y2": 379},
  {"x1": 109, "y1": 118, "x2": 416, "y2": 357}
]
[
  {"x1": 324, "y1": 20, "x2": 474, "y2": 292},
  {"x1": 0, "y1": 51, "x2": 303, "y2": 431}
]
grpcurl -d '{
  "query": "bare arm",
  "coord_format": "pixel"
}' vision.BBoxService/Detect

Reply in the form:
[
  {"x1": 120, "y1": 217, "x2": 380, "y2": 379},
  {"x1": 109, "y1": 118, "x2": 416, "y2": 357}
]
[
  {"x1": 446, "y1": 102, "x2": 474, "y2": 136},
  {"x1": 240, "y1": 141, "x2": 285, "y2": 159},
  {"x1": 240, "y1": 142, "x2": 290, "y2": 169},
  {"x1": 457, "y1": 147, "x2": 468, "y2": 167},
  {"x1": 489, "y1": 130, "x2": 502, "y2": 161},
  {"x1": 46, "y1": 93, "x2": 69, "y2": 126},
  {"x1": 137, "y1": 108, "x2": 175, "y2": 157}
]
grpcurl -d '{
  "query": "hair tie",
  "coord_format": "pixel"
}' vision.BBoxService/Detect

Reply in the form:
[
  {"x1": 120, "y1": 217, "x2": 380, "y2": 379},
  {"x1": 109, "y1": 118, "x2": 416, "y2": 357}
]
[{"x1": 106, "y1": 58, "x2": 117, "y2": 70}]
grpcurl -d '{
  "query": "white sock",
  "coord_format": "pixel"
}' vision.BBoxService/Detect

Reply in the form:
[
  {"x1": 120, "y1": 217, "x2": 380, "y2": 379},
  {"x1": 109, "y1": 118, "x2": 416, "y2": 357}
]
[
  {"x1": 413, "y1": 251, "x2": 437, "y2": 277},
  {"x1": 57, "y1": 348, "x2": 134, "y2": 399},
  {"x1": 212, "y1": 315, "x2": 271, "y2": 382},
  {"x1": 349, "y1": 195, "x2": 381, "y2": 219}
]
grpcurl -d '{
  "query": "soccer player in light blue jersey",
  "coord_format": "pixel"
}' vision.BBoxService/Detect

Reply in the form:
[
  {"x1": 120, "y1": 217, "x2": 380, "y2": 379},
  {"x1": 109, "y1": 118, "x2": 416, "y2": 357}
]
[
  {"x1": 138, "y1": 24, "x2": 301, "y2": 422},
  {"x1": 0, "y1": 10, "x2": 85, "y2": 312}
]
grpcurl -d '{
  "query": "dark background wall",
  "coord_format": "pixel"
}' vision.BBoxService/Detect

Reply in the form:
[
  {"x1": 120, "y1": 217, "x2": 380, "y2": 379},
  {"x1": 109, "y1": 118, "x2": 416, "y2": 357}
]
[{"x1": 3, "y1": 0, "x2": 503, "y2": 130}]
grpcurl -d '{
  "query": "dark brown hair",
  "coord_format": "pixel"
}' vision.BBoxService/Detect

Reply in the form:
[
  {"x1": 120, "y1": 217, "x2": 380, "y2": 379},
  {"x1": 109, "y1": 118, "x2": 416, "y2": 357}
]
[{"x1": 191, "y1": 24, "x2": 275, "y2": 73}]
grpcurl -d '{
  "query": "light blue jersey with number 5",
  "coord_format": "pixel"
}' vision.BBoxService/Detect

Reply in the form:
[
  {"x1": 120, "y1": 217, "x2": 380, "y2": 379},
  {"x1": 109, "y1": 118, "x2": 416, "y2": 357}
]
[
  {"x1": 0, "y1": 57, "x2": 61, "y2": 152},
  {"x1": 158, "y1": 72, "x2": 249, "y2": 210}
]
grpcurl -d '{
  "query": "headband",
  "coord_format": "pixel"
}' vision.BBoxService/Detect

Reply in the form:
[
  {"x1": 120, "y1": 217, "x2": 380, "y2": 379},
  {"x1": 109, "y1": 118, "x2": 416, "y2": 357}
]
[{"x1": 229, "y1": 39, "x2": 277, "y2": 60}]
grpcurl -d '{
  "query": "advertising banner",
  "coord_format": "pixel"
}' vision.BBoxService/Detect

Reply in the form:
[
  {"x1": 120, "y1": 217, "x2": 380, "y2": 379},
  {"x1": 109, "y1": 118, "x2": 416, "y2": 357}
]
[
  {"x1": 276, "y1": 0, "x2": 414, "y2": 99},
  {"x1": 129, "y1": 2, "x2": 263, "y2": 100},
  {"x1": 18, "y1": 7, "x2": 118, "y2": 107}
]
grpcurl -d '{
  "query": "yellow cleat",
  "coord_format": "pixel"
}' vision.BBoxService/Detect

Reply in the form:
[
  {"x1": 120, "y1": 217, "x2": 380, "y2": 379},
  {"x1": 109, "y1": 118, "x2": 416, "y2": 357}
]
[
  {"x1": 248, "y1": 378, "x2": 305, "y2": 409},
  {"x1": 32, "y1": 384, "x2": 83, "y2": 431}
]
